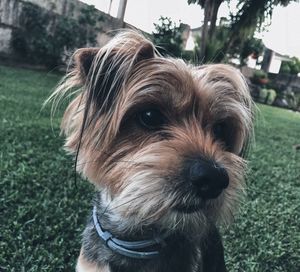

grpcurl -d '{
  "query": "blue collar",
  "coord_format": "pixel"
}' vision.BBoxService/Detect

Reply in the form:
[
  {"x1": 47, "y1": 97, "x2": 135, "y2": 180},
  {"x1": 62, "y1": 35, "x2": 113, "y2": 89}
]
[{"x1": 92, "y1": 206, "x2": 166, "y2": 259}]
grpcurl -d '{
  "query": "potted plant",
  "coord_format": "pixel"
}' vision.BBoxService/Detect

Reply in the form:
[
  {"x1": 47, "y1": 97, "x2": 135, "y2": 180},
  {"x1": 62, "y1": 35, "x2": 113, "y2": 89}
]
[{"x1": 252, "y1": 70, "x2": 269, "y2": 85}]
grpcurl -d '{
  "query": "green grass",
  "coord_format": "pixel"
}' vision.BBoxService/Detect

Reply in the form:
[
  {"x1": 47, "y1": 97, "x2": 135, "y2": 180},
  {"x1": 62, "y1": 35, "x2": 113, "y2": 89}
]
[
  {"x1": 1, "y1": 65, "x2": 299, "y2": 271},
  {"x1": 223, "y1": 105, "x2": 300, "y2": 271}
]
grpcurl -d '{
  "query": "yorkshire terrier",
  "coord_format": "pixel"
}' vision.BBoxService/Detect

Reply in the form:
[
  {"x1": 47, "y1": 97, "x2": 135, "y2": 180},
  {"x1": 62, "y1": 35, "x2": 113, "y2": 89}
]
[{"x1": 49, "y1": 31, "x2": 254, "y2": 272}]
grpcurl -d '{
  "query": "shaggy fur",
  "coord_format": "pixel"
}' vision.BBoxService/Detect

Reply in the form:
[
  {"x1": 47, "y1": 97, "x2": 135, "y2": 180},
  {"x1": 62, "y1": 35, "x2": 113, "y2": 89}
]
[{"x1": 47, "y1": 30, "x2": 254, "y2": 272}]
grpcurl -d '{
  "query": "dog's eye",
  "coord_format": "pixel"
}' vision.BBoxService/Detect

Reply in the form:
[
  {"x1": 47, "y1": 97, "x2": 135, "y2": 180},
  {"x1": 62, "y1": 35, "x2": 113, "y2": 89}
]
[
  {"x1": 137, "y1": 109, "x2": 165, "y2": 130},
  {"x1": 212, "y1": 122, "x2": 233, "y2": 151},
  {"x1": 213, "y1": 123, "x2": 224, "y2": 139}
]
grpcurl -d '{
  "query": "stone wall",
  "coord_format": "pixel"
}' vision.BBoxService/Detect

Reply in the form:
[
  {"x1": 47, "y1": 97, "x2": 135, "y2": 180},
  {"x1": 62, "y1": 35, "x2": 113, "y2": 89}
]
[
  {"x1": 0, "y1": 0, "x2": 138, "y2": 58},
  {"x1": 241, "y1": 66, "x2": 300, "y2": 94},
  {"x1": 268, "y1": 72, "x2": 300, "y2": 94},
  {"x1": 0, "y1": 0, "x2": 19, "y2": 53}
]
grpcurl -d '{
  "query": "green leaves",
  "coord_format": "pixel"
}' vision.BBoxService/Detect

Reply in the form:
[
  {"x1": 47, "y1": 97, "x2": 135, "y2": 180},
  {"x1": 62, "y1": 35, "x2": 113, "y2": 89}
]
[
  {"x1": 152, "y1": 16, "x2": 184, "y2": 57},
  {"x1": 11, "y1": 2, "x2": 103, "y2": 69},
  {"x1": 280, "y1": 57, "x2": 300, "y2": 75}
]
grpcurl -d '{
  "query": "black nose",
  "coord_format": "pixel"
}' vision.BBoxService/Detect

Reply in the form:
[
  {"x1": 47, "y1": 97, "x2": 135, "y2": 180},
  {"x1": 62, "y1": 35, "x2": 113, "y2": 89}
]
[{"x1": 188, "y1": 159, "x2": 229, "y2": 199}]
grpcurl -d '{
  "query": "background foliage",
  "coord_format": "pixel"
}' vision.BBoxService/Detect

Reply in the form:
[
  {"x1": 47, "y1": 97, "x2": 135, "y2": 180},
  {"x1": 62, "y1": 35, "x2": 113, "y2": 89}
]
[
  {"x1": 188, "y1": 0, "x2": 298, "y2": 62},
  {"x1": 280, "y1": 57, "x2": 300, "y2": 75},
  {"x1": 152, "y1": 16, "x2": 184, "y2": 57},
  {"x1": 11, "y1": 3, "x2": 102, "y2": 69}
]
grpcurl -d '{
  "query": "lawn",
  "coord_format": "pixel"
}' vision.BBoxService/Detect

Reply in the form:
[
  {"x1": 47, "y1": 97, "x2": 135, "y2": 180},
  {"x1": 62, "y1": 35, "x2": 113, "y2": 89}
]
[{"x1": 0, "y1": 65, "x2": 299, "y2": 271}]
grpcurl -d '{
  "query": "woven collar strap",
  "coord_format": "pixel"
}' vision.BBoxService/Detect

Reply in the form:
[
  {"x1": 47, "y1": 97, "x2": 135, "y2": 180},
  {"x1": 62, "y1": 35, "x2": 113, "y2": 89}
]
[{"x1": 92, "y1": 206, "x2": 165, "y2": 259}]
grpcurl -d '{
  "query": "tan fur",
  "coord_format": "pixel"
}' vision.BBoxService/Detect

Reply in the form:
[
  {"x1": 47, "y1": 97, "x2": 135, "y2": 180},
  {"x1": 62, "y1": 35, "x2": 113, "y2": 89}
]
[
  {"x1": 48, "y1": 30, "x2": 254, "y2": 270},
  {"x1": 77, "y1": 250, "x2": 110, "y2": 272}
]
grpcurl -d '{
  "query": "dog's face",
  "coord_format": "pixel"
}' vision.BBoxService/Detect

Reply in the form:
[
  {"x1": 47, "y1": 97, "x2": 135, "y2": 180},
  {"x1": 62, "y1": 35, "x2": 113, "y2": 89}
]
[{"x1": 53, "y1": 32, "x2": 253, "y2": 233}]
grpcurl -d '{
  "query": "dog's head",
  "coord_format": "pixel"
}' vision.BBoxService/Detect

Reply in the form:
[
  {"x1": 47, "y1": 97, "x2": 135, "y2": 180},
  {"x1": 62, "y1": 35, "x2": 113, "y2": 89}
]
[{"x1": 50, "y1": 31, "x2": 254, "y2": 233}]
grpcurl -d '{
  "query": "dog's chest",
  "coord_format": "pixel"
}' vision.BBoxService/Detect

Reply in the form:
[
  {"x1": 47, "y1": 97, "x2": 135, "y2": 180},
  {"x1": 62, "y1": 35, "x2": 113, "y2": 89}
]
[
  {"x1": 108, "y1": 235, "x2": 202, "y2": 272},
  {"x1": 81, "y1": 203, "x2": 207, "y2": 272}
]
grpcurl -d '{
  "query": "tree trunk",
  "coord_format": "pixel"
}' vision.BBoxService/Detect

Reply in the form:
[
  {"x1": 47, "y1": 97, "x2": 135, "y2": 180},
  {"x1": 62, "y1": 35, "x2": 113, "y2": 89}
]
[
  {"x1": 208, "y1": 0, "x2": 222, "y2": 40},
  {"x1": 219, "y1": 0, "x2": 265, "y2": 62},
  {"x1": 199, "y1": 0, "x2": 211, "y2": 62},
  {"x1": 200, "y1": 0, "x2": 223, "y2": 63}
]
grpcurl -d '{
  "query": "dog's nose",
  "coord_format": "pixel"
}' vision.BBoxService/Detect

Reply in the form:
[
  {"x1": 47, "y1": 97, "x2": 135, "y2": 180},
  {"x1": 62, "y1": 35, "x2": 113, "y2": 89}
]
[{"x1": 188, "y1": 160, "x2": 229, "y2": 199}]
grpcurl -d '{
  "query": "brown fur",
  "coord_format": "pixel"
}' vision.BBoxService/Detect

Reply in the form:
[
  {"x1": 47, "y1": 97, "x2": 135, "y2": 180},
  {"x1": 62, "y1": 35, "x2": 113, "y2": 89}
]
[{"x1": 47, "y1": 30, "x2": 254, "y2": 271}]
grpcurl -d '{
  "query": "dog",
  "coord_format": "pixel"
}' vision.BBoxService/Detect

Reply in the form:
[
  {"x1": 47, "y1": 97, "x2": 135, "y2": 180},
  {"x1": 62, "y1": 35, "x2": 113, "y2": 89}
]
[{"x1": 48, "y1": 31, "x2": 254, "y2": 272}]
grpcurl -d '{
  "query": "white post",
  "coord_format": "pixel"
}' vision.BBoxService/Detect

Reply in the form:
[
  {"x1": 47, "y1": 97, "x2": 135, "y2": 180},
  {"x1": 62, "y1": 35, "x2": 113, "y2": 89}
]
[
  {"x1": 117, "y1": 0, "x2": 127, "y2": 21},
  {"x1": 108, "y1": 0, "x2": 113, "y2": 15}
]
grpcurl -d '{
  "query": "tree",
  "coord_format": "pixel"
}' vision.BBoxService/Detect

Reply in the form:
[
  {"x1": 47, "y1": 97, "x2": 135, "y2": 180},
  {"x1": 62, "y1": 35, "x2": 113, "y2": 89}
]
[
  {"x1": 280, "y1": 57, "x2": 300, "y2": 75},
  {"x1": 189, "y1": 0, "x2": 298, "y2": 63},
  {"x1": 240, "y1": 37, "x2": 264, "y2": 66},
  {"x1": 152, "y1": 17, "x2": 184, "y2": 57},
  {"x1": 221, "y1": 0, "x2": 298, "y2": 60},
  {"x1": 193, "y1": 25, "x2": 229, "y2": 63},
  {"x1": 188, "y1": 0, "x2": 224, "y2": 62},
  {"x1": 193, "y1": 25, "x2": 264, "y2": 65}
]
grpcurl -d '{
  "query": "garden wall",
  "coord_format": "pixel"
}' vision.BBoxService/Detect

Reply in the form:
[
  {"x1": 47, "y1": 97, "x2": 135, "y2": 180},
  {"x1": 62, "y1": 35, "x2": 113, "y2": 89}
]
[
  {"x1": 268, "y1": 72, "x2": 300, "y2": 93},
  {"x1": 0, "y1": 0, "x2": 137, "y2": 58},
  {"x1": 241, "y1": 66, "x2": 300, "y2": 94}
]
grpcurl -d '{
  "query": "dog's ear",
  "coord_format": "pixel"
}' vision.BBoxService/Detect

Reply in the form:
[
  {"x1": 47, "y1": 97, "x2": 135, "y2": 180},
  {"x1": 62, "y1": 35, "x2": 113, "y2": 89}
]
[
  {"x1": 74, "y1": 32, "x2": 155, "y2": 88},
  {"x1": 87, "y1": 32, "x2": 155, "y2": 113},
  {"x1": 74, "y1": 48, "x2": 100, "y2": 81},
  {"x1": 135, "y1": 41, "x2": 155, "y2": 62},
  {"x1": 71, "y1": 32, "x2": 156, "y2": 118},
  {"x1": 59, "y1": 31, "x2": 156, "y2": 150}
]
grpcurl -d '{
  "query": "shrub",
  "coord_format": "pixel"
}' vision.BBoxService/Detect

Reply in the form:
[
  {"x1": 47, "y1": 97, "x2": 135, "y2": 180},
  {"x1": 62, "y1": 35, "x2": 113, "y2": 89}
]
[
  {"x1": 181, "y1": 50, "x2": 197, "y2": 63},
  {"x1": 252, "y1": 70, "x2": 268, "y2": 85},
  {"x1": 285, "y1": 89, "x2": 298, "y2": 110},
  {"x1": 295, "y1": 92, "x2": 300, "y2": 111},
  {"x1": 193, "y1": 26, "x2": 229, "y2": 63},
  {"x1": 265, "y1": 89, "x2": 277, "y2": 105},
  {"x1": 258, "y1": 88, "x2": 277, "y2": 105},
  {"x1": 11, "y1": 2, "x2": 102, "y2": 69},
  {"x1": 279, "y1": 61, "x2": 291, "y2": 74},
  {"x1": 152, "y1": 17, "x2": 184, "y2": 57},
  {"x1": 280, "y1": 57, "x2": 300, "y2": 75},
  {"x1": 258, "y1": 88, "x2": 268, "y2": 103},
  {"x1": 240, "y1": 37, "x2": 264, "y2": 64}
]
